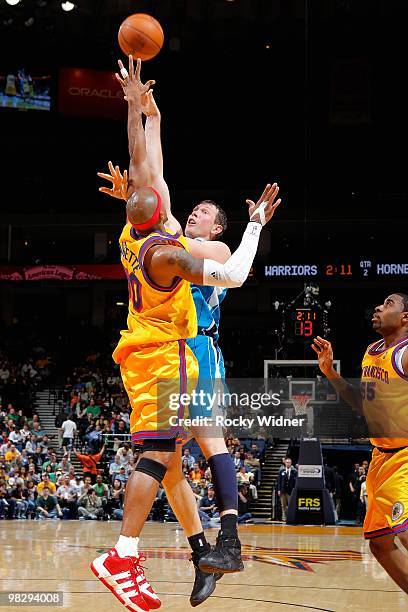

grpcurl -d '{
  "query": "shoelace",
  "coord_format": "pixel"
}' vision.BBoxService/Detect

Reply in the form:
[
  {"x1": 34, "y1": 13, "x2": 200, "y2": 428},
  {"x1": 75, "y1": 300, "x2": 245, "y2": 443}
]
[{"x1": 129, "y1": 553, "x2": 149, "y2": 590}]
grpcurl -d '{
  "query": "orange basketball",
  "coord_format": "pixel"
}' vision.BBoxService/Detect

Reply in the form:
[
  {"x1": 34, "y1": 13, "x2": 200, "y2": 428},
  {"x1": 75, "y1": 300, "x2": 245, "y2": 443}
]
[{"x1": 118, "y1": 13, "x2": 164, "y2": 61}]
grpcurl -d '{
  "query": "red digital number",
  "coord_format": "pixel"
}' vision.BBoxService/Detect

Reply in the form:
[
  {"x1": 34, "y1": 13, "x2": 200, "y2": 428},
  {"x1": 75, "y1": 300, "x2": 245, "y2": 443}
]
[{"x1": 303, "y1": 320, "x2": 313, "y2": 337}]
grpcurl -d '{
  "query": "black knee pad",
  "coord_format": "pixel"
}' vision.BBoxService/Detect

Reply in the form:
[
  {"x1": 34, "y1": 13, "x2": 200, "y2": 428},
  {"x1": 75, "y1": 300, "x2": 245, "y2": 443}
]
[{"x1": 135, "y1": 457, "x2": 168, "y2": 483}]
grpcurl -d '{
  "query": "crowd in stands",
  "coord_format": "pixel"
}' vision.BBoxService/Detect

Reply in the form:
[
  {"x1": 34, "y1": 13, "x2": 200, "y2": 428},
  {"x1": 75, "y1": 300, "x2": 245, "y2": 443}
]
[{"x1": 0, "y1": 377, "x2": 265, "y2": 523}]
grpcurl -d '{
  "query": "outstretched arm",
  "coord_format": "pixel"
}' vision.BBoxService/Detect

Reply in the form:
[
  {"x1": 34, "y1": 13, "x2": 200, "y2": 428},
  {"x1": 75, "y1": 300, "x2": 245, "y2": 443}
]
[
  {"x1": 145, "y1": 184, "x2": 281, "y2": 288},
  {"x1": 311, "y1": 337, "x2": 363, "y2": 413},
  {"x1": 142, "y1": 90, "x2": 182, "y2": 234},
  {"x1": 115, "y1": 56, "x2": 155, "y2": 192}
]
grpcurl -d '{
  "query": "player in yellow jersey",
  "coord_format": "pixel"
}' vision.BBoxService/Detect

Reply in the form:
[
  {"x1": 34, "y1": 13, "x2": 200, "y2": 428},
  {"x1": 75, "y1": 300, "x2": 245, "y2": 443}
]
[
  {"x1": 311, "y1": 292, "x2": 408, "y2": 594},
  {"x1": 91, "y1": 55, "x2": 281, "y2": 612}
]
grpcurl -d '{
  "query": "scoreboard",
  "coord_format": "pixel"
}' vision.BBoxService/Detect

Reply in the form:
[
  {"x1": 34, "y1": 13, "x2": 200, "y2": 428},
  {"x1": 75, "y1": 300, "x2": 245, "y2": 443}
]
[
  {"x1": 263, "y1": 259, "x2": 408, "y2": 280},
  {"x1": 284, "y1": 306, "x2": 328, "y2": 341}
]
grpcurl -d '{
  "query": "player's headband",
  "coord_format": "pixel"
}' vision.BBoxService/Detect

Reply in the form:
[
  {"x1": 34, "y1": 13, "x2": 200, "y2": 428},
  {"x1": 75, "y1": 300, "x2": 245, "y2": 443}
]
[{"x1": 131, "y1": 187, "x2": 162, "y2": 231}]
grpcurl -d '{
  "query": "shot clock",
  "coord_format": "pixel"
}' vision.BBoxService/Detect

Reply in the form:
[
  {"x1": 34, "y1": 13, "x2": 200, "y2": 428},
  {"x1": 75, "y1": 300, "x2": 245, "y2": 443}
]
[{"x1": 293, "y1": 307, "x2": 319, "y2": 338}]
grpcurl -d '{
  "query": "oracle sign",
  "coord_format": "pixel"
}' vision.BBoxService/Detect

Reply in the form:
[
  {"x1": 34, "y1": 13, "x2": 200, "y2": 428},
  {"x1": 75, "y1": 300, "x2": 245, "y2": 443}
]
[{"x1": 58, "y1": 68, "x2": 126, "y2": 119}]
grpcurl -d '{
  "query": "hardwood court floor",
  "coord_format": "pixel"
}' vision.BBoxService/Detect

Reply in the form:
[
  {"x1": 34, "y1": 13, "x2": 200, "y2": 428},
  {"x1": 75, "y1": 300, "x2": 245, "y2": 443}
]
[{"x1": 0, "y1": 521, "x2": 407, "y2": 611}]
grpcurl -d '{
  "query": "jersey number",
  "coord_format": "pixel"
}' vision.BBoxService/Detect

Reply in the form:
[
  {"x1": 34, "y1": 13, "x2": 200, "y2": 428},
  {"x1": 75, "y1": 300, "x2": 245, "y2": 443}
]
[
  {"x1": 127, "y1": 272, "x2": 143, "y2": 312},
  {"x1": 360, "y1": 381, "x2": 376, "y2": 401}
]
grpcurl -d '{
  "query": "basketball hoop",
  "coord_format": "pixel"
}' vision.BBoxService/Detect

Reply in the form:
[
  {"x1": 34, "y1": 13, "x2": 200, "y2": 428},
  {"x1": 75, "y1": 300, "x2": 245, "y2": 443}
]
[{"x1": 292, "y1": 394, "x2": 312, "y2": 416}]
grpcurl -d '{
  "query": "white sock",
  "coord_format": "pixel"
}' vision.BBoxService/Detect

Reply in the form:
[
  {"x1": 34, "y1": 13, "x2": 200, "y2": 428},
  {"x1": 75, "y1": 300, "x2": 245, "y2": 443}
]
[{"x1": 115, "y1": 535, "x2": 139, "y2": 558}]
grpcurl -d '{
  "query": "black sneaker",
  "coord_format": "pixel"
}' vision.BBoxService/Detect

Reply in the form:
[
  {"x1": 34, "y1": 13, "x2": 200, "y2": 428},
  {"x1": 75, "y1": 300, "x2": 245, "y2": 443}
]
[
  {"x1": 189, "y1": 550, "x2": 223, "y2": 607},
  {"x1": 198, "y1": 531, "x2": 244, "y2": 574}
]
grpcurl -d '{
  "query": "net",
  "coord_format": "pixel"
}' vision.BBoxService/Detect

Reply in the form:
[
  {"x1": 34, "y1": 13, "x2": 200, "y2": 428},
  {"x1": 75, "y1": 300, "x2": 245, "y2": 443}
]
[{"x1": 291, "y1": 394, "x2": 312, "y2": 416}]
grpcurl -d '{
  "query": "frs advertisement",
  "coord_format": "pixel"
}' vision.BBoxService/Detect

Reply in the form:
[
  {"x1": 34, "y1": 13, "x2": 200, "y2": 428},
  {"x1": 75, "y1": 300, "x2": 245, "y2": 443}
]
[{"x1": 58, "y1": 68, "x2": 126, "y2": 119}]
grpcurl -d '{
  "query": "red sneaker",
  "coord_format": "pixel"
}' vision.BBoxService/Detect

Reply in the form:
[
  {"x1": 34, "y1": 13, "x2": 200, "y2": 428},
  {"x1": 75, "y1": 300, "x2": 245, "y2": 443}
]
[{"x1": 90, "y1": 548, "x2": 161, "y2": 611}]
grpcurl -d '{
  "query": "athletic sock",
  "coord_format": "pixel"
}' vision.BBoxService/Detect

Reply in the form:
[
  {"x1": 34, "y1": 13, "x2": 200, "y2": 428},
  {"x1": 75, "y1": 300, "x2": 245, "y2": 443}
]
[
  {"x1": 115, "y1": 534, "x2": 140, "y2": 558},
  {"x1": 220, "y1": 513, "x2": 238, "y2": 536},
  {"x1": 187, "y1": 531, "x2": 210, "y2": 554}
]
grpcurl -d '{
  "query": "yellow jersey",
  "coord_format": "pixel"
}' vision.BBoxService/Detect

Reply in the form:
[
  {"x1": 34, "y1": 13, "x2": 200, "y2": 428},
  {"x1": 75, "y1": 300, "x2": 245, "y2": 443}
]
[
  {"x1": 361, "y1": 336, "x2": 408, "y2": 449},
  {"x1": 113, "y1": 224, "x2": 197, "y2": 363}
]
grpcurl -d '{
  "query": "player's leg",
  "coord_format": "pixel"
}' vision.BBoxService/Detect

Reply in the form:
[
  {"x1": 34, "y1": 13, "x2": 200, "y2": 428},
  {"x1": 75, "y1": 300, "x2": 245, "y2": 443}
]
[
  {"x1": 369, "y1": 534, "x2": 408, "y2": 593},
  {"x1": 162, "y1": 443, "x2": 222, "y2": 606},
  {"x1": 187, "y1": 337, "x2": 243, "y2": 574},
  {"x1": 91, "y1": 444, "x2": 172, "y2": 611},
  {"x1": 192, "y1": 432, "x2": 243, "y2": 573}
]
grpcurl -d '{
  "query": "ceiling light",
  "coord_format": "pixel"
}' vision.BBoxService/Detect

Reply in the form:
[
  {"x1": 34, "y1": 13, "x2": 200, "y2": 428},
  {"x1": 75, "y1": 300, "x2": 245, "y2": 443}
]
[
  {"x1": 5, "y1": 0, "x2": 21, "y2": 6},
  {"x1": 61, "y1": 1, "x2": 75, "y2": 11}
]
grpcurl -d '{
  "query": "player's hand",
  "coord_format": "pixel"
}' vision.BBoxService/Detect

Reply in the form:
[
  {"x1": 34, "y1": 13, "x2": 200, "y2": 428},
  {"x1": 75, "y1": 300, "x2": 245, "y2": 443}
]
[
  {"x1": 246, "y1": 183, "x2": 281, "y2": 226},
  {"x1": 311, "y1": 336, "x2": 334, "y2": 376},
  {"x1": 141, "y1": 89, "x2": 160, "y2": 118},
  {"x1": 115, "y1": 55, "x2": 155, "y2": 105},
  {"x1": 97, "y1": 161, "x2": 128, "y2": 201}
]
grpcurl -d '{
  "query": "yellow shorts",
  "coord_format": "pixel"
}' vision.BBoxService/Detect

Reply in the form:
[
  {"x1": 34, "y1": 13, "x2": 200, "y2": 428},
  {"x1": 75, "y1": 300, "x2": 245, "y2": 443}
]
[
  {"x1": 120, "y1": 339, "x2": 198, "y2": 444},
  {"x1": 364, "y1": 446, "x2": 408, "y2": 539}
]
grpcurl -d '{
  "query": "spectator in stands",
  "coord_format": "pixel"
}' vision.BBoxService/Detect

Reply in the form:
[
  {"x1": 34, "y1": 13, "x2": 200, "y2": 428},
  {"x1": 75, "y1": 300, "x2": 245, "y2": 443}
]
[
  {"x1": 199, "y1": 485, "x2": 219, "y2": 520},
  {"x1": 85, "y1": 399, "x2": 101, "y2": 419},
  {"x1": 8, "y1": 427, "x2": 23, "y2": 451},
  {"x1": 278, "y1": 457, "x2": 297, "y2": 522},
  {"x1": 332, "y1": 466, "x2": 344, "y2": 519},
  {"x1": 115, "y1": 443, "x2": 132, "y2": 465},
  {"x1": 20, "y1": 423, "x2": 31, "y2": 445},
  {"x1": 350, "y1": 466, "x2": 366, "y2": 524},
  {"x1": 238, "y1": 483, "x2": 253, "y2": 523},
  {"x1": 183, "y1": 448, "x2": 195, "y2": 469},
  {"x1": 73, "y1": 444, "x2": 105, "y2": 484},
  {"x1": 109, "y1": 454, "x2": 122, "y2": 482},
  {"x1": 31, "y1": 421, "x2": 45, "y2": 439},
  {"x1": 244, "y1": 452, "x2": 261, "y2": 485},
  {"x1": 92, "y1": 474, "x2": 109, "y2": 507},
  {"x1": 109, "y1": 479, "x2": 125, "y2": 520},
  {"x1": 12, "y1": 483, "x2": 28, "y2": 519},
  {"x1": 251, "y1": 443, "x2": 263, "y2": 462},
  {"x1": 36, "y1": 487, "x2": 62, "y2": 520},
  {"x1": 116, "y1": 466, "x2": 128, "y2": 484},
  {"x1": 57, "y1": 455, "x2": 71, "y2": 475},
  {"x1": 151, "y1": 483, "x2": 167, "y2": 522},
  {"x1": 5, "y1": 444, "x2": 21, "y2": 467},
  {"x1": 78, "y1": 475, "x2": 93, "y2": 497},
  {"x1": 27, "y1": 464, "x2": 40, "y2": 485},
  {"x1": 37, "y1": 473, "x2": 56, "y2": 495},
  {"x1": 77, "y1": 488, "x2": 105, "y2": 520},
  {"x1": 60, "y1": 415, "x2": 77, "y2": 458},
  {"x1": 0, "y1": 482, "x2": 16, "y2": 519},
  {"x1": 26, "y1": 481, "x2": 36, "y2": 518},
  {"x1": 233, "y1": 451, "x2": 244, "y2": 470},
  {"x1": 56, "y1": 475, "x2": 78, "y2": 519},
  {"x1": 86, "y1": 424, "x2": 103, "y2": 453},
  {"x1": 190, "y1": 463, "x2": 203, "y2": 484},
  {"x1": 42, "y1": 453, "x2": 58, "y2": 474}
]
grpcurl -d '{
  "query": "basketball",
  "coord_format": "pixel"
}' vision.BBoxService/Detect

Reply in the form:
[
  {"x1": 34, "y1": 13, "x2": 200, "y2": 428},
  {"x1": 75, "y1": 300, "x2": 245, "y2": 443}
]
[{"x1": 118, "y1": 13, "x2": 164, "y2": 61}]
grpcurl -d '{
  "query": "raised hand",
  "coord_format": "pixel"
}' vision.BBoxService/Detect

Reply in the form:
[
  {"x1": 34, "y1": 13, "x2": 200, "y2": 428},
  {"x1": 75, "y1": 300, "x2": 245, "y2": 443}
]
[
  {"x1": 97, "y1": 161, "x2": 128, "y2": 200},
  {"x1": 115, "y1": 55, "x2": 155, "y2": 106},
  {"x1": 141, "y1": 89, "x2": 160, "y2": 118},
  {"x1": 311, "y1": 336, "x2": 335, "y2": 376},
  {"x1": 246, "y1": 182, "x2": 281, "y2": 226}
]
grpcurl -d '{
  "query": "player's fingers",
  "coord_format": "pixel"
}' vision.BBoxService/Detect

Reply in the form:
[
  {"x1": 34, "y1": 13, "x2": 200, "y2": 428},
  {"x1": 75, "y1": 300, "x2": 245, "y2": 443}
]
[
  {"x1": 108, "y1": 160, "x2": 115, "y2": 174},
  {"x1": 135, "y1": 58, "x2": 142, "y2": 79},
  {"x1": 115, "y1": 73, "x2": 126, "y2": 88},
  {"x1": 145, "y1": 80, "x2": 156, "y2": 89},
  {"x1": 313, "y1": 338, "x2": 325, "y2": 348},
  {"x1": 99, "y1": 187, "x2": 113, "y2": 194},
  {"x1": 316, "y1": 336, "x2": 330, "y2": 348},
  {"x1": 310, "y1": 344, "x2": 320, "y2": 354},
  {"x1": 129, "y1": 55, "x2": 134, "y2": 79},
  {"x1": 97, "y1": 173, "x2": 114, "y2": 183},
  {"x1": 258, "y1": 184, "x2": 271, "y2": 203},
  {"x1": 123, "y1": 169, "x2": 128, "y2": 181},
  {"x1": 245, "y1": 199, "x2": 255, "y2": 208},
  {"x1": 266, "y1": 183, "x2": 279, "y2": 202}
]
